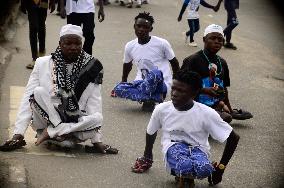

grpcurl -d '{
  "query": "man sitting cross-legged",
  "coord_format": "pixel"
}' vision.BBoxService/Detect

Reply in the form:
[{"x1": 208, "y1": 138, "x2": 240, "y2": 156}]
[
  {"x1": 112, "y1": 12, "x2": 180, "y2": 112},
  {"x1": 0, "y1": 24, "x2": 118, "y2": 154},
  {"x1": 131, "y1": 70, "x2": 240, "y2": 187}
]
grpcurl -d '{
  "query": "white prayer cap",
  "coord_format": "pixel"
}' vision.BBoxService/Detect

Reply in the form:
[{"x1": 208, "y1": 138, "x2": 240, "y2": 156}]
[
  {"x1": 60, "y1": 24, "x2": 83, "y2": 39},
  {"x1": 204, "y1": 24, "x2": 224, "y2": 37}
]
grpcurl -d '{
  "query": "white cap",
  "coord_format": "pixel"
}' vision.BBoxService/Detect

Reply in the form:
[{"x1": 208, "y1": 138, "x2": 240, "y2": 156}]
[
  {"x1": 204, "y1": 24, "x2": 224, "y2": 37},
  {"x1": 60, "y1": 24, "x2": 83, "y2": 39}
]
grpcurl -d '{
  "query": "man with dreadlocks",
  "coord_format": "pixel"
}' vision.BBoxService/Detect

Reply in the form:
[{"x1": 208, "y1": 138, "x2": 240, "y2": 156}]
[
  {"x1": 0, "y1": 24, "x2": 118, "y2": 154},
  {"x1": 112, "y1": 12, "x2": 180, "y2": 112}
]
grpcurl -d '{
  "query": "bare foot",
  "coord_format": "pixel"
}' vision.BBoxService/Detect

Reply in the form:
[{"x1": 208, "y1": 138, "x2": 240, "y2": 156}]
[{"x1": 35, "y1": 128, "x2": 50, "y2": 146}]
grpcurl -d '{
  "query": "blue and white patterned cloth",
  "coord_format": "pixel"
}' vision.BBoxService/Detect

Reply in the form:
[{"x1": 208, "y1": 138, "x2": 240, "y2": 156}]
[
  {"x1": 112, "y1": 69, "x2": 167, "y2": 103},
  {"x1": 166, "y1": 142, "x2": 214, "y2": 179}
]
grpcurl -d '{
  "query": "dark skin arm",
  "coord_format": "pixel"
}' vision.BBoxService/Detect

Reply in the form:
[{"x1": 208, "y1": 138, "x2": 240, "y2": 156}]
[
  {"x1": 200, "y1": 0, "x2": 223, "y2": 12},
  {"x1": 169, "y1": 57, "x2": 180, "y2": 77},
  {"x1": 177, "y1": 1, "x2": 188, "y2": 22},
  {"x1": 97, "y1": 0, "x2": 105, "y2": 22},
  {"x1": 200, "y1": 87, "x2": 219, "y2": 97},
  {"x1": 200, "y1": 0, "x2": 215, "y2": 9},
  {"x1": 223, "y1": 87, "x2": 233, "y2": 113},
  {"x1": 200, "y1": 86, "x2": 232, "y2": 112},
  {"x1": 143, "y1": 132, "x2": 157, "y2": 159},
  {"x1": 121, "y1": 62, "x2": 133, "y2": 82},
  {"x1": 210, "y1": 130, "x2": 240, "y2": 185}
]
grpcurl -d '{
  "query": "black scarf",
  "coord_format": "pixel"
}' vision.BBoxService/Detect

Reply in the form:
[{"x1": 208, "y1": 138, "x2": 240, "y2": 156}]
[{"x1": 51, "y1": 46, "x2": 93, "y2": 123}]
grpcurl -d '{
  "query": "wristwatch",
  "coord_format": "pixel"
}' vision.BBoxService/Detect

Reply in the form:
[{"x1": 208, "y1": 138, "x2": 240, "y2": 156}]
[{"x1": 218, "y1": 163, "x2": 226, "y2": 170}]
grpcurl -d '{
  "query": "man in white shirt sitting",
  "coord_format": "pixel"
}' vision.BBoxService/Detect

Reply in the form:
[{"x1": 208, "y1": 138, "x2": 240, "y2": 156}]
[
  {"x1": 0, "y1": 24, "x2": 118, "y2": 154},
  {"x1": 112, "y1": 12, "x2": 180, "y2": 111},
  {"x1": 131, "y1": 70, "x2": 240, "y2": 187}
]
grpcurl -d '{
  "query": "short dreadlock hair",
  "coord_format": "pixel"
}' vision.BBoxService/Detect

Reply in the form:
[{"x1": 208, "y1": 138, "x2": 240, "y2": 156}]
[
  {"x1": 173, "y1": 70, "x2": 202, "y2": 93},
  {"x1": 135, "y1": 12, "x2": 155, "y2": 25}
]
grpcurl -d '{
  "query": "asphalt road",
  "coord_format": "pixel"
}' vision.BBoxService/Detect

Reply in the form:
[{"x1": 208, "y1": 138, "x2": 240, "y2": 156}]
[{"x1": 0, "y1": 0, "x2": 283, "y2": 187}]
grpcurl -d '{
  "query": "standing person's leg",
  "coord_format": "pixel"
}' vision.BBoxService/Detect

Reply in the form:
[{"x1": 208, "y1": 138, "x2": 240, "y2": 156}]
[
  {"x1": 187, "y1": 19, "x2": 197, "y2": 47},
  {"x1": 26, "y1": 7, "x2": 39, "y2": 69},
  {"x1": 185, "y1": 19, "x2": 191, "y2": 43},
  {"x1": 66, "y1": 12, "x2": 81, "y2": 26},
  {"x1": 126, "y1": 0, "x2": 133, "y2": 8},
  {"x1": 82, "y1": 13, "x2": 95, "y2": 55},
  {"x1": 37, "y1": 7, "x2": 47, "y2": 57},
  {"x1": 194, "y1": 19, "x2": 200, "y2": 34},
  {"x1": 223, "y1": 9, "x2": 238, "y2": 49},
  {"x1": 136, "y1": 0, "x2": 142, "y2": 8}
]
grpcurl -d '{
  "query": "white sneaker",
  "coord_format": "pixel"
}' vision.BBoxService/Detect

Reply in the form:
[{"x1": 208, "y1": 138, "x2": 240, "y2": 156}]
[{"x1": 188, "y1": 42, "x2": 197, "y2": 47}]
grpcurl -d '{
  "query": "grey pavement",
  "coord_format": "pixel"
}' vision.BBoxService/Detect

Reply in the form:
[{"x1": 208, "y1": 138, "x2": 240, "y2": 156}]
[{"x1": 0, "y1": 0, "x2": 284, "y2": 187}]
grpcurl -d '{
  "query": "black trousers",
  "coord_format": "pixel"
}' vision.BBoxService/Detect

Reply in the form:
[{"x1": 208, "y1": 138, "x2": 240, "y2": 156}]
[
  {"x1": 27, "y1": 7, "x2": 47, "y2": 61},
  {"x1": 186, "y1": 19, "x2": 200, "y2": 43},
  {"x1": 223, "y1": 9, "x2": 239, "y2": 43},
  {"x1": 67, "y1": 13, "x2": 95, "y2": 55}
]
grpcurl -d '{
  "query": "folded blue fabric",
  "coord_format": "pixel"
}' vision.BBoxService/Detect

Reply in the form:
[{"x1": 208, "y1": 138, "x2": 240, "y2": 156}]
[
  {"x1": 167, "y1": 143, "x2": 214, "y2": 179},
  {"x1": 113, "y1": 69, "x2": 167, "y2": 103}
]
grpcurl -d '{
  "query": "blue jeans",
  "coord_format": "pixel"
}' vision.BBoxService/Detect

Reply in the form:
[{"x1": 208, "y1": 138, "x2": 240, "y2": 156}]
[
  {"x1": 186, "y1": 19, "x2": 200, "y2": 43},
  {"x1": 167, "y1": 143, "x2": 214, "y2": 179}
]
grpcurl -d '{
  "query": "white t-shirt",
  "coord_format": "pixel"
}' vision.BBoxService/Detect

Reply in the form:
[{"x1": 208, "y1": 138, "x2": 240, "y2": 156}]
[
  {"x1": 187, "y1": 0, "x2": 200, "y2": 19},
  {"x1": 65, "y1": 0, "x2": 95, "y2": 15},
  {"x1": 147, "y1": 101, "x2": 233, "y2": 157},
  {"x1": 123, "y1": 36, "x2": 175, "y2": 93}
]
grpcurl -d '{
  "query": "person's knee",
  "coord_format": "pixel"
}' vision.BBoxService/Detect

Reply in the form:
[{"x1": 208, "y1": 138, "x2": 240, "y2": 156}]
[{"x1": 195, "y1": 163, "x2": 214, "y2": 178}]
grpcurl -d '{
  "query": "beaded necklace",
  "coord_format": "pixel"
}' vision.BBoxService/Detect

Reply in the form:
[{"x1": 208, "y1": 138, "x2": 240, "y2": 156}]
[{"x1": 202, "y1": 50, "x2": 222, "y2": 76}]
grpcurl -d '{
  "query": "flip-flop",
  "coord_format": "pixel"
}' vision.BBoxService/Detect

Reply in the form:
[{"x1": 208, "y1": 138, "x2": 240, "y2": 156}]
[
  {"x1": 0, "y1": 139, "x2": 26, "y2": 152},
  {"x1": 85, "y1": 144, "x2": 118, "y2": 154},
  {"x1": 231, "y1": 109, "x2": 253, "y2": 120}
]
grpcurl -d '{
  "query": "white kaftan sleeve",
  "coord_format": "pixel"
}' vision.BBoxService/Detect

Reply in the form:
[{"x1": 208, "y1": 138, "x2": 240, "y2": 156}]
[{"x1": 14, "y1": 60, "x2": 40, "y2": 135}]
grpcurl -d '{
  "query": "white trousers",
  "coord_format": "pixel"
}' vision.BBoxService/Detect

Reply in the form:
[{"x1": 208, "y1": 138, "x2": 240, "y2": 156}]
[{"x1": 30, "y1": 87, "x2": 102, "y2": 143}]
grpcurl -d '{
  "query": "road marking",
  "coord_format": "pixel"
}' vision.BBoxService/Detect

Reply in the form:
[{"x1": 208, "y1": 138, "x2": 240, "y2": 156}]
[
  {"x1": 8, "y1": 86, "x2": 77, "y2": 158},
  {"x1": 9, "y1": 164, "x2": 27, "y2": 184}
]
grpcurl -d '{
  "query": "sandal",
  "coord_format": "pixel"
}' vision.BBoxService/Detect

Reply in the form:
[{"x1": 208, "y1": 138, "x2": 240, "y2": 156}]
[
  {"x1": 85, "y1": 144, "x2": 118, "y2": 154},
  {"x1": 231, "y1": 109, "x2": 253, "y2": 120},
  {"x1": 110, "y1": 90, "x2": 117, "y2": 97},
  {"x1": 0, "y1": 139, "x2": 26, "y2": 152},
  {"x1": 131, "y1": 156, "x2": 153, "y2": 173},
  {"x1": 26, "y1": 60, "x2": 35, "y2": 69}
]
